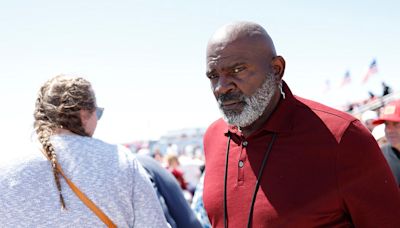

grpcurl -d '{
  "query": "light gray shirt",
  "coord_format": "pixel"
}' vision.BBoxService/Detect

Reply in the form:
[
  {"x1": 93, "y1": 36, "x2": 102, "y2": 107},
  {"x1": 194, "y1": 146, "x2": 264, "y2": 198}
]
[{"x1": 0, "y1": 134, "x2": 169, "y2": 227}]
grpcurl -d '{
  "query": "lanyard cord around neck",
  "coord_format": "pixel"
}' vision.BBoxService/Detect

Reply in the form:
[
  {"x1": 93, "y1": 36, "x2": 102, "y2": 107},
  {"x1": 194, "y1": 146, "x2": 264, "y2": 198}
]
[
  {"x1": 223, "y1": 132, "x2": 277, "y2": 228},
  {"x1": 223, "y1": 132, "x2": 232, "y2": 228}
]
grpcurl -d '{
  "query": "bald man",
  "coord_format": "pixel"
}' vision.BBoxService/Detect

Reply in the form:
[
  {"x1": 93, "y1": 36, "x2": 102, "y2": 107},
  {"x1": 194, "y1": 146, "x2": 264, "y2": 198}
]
[{"x1": 203, "y1": 21, "x2": 400, "y2": 227}]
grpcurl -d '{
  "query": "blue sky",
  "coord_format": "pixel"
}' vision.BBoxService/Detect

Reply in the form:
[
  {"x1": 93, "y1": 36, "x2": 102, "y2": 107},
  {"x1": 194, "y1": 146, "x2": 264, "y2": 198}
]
[{"x1": 1, "y1": 0, "x2": 399, "y2": 153}]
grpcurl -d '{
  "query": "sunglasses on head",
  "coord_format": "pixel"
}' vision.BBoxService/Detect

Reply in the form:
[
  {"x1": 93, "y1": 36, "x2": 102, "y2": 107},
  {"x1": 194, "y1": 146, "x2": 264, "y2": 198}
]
[{"x1": 96, "y1": 107, "x2": 104, "y2": 120}]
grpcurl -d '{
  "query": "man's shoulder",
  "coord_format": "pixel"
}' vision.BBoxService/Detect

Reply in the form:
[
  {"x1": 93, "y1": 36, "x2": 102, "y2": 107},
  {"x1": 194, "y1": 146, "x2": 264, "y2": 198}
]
[
  {"x1": 205, "y1": 118, "x2": 227, "y2": 134},
  {"x1": 295, "y1": 96, "x2": 356, "y2": 122},
  {"x1": 294, "y1": 96, "x2": 361, "y2": 143}
]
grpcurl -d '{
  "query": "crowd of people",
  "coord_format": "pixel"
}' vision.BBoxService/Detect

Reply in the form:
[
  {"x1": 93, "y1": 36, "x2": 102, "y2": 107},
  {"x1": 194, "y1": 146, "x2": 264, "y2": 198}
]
[
  {"x1": 345, "y1": 81, "x2": 394, "y2": 113},
  {"x1": 1, "y1": 21, "x2": 399, "y2": 227}
]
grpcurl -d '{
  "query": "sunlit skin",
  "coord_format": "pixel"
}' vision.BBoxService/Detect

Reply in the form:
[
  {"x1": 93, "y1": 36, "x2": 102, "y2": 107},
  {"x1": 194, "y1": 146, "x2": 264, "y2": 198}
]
[
  {"x1": 206, "y1": 22, "x2": 285, "y2": 137},
  {"x1": 80, "y1": 109, "x2": 98, "y2": 136},
  {"x1": 385, "y1": 121, "x2": 400, "y2": 151}
]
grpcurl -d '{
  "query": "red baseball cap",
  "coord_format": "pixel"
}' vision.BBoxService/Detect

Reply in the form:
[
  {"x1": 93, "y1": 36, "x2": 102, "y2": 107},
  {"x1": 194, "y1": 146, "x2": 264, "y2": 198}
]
[{"x1": 373, "y1": 100, "x2": 400, "y2": 125}]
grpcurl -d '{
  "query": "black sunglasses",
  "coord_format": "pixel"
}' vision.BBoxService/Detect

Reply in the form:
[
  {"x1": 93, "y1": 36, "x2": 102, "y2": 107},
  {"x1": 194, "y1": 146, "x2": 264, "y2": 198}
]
[{"x1": 96, "y1": 107, "x2": 104, "y2": 120}]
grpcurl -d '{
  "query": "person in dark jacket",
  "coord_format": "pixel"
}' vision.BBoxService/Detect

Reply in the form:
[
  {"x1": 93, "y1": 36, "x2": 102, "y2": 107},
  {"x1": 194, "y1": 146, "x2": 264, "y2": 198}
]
[{"x1": 136, "y1": 154, "x2": 202, "y2": 228}]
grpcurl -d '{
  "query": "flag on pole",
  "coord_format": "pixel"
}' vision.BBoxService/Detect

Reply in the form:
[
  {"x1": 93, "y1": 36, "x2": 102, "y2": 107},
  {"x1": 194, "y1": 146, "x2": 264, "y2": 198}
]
[
  {"x1": 340, "y1": 70, "x2": 351, "y2": 87},
  {"x1": 362, "y1": 59, "x2": 378, "y2": 84}
]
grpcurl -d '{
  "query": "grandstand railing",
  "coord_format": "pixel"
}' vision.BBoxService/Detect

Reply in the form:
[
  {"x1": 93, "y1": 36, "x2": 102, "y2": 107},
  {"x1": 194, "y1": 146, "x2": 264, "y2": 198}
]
[{"x1": 350, "y1": 91, "x2": 400, "y2": 116}]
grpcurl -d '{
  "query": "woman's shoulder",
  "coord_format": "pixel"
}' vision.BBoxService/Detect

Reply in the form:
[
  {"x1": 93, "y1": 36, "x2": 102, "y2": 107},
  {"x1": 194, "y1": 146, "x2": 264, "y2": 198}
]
[
  {"x1": 0, "y1": 146, "x2": 48, "y2": 183},
  {"x1": 51, "y1": 135, "x2": 116, "y2": 153}
]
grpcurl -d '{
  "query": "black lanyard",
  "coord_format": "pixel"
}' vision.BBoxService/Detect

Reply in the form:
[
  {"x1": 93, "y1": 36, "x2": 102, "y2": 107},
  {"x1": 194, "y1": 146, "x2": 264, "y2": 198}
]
[{"x1": 223, "y1": 132, "x2": 277, "y2": 228}]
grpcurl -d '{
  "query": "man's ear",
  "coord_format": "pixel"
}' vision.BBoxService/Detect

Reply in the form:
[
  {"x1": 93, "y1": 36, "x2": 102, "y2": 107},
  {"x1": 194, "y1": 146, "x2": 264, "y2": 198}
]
[{"x1": 271, "y1": 56, "x2": 286, "y2": 80}]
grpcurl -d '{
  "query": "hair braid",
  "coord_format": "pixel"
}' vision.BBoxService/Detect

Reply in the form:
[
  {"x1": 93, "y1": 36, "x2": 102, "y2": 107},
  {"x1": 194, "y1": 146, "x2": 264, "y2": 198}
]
[
  {"x1": 37, "y1": 124, "x2": 66, "y2": 209},
  {"x1": 33, "y1": 75, "x2": 96, "y2": 210}
]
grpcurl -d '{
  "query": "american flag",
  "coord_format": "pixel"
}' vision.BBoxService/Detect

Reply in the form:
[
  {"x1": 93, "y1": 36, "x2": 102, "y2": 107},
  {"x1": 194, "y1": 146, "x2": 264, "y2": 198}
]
[
  {"x1": 362, "y1": 59, "x2": 378, "y2": 84},
  {"x1": 340, "y1": 70, "x2": 351, "y2": 87}
]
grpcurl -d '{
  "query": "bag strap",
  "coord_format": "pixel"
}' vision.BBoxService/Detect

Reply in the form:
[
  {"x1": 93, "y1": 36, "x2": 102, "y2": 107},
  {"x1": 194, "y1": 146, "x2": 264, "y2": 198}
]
[
  {"x1": 55, "y1": 163, "x2": 117, "y2": 228},
  {"x1": 38, "y1": 146, "x2": 116, "y2": 227}
]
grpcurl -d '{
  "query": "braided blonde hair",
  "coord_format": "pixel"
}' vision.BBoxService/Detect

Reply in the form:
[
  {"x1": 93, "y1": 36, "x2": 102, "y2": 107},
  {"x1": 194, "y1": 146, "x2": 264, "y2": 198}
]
[{"x1": 33, "y1": 75, "x2": 96, "y2": 209}]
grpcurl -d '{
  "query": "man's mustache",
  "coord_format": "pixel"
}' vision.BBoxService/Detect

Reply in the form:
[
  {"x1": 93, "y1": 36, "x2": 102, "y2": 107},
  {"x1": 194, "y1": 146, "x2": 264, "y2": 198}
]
[{"x1": 217, "y1": 93, "x2": 244, "y2": 104}]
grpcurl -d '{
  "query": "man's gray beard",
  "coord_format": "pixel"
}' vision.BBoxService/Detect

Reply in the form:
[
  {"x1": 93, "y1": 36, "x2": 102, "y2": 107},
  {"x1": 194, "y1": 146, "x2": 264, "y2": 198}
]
[{"x1": 218, "y1": 73, "x2": 278, "y2": 127}]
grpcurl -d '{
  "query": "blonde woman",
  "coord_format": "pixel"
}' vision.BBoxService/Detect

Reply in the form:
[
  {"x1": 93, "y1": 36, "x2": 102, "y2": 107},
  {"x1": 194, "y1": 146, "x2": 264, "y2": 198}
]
[{"x1": 0, "y1": 75, "x2": 168, "y2": 227}]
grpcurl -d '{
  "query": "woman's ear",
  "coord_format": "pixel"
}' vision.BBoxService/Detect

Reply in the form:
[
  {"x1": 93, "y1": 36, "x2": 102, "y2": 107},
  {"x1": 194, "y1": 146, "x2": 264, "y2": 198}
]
[
  {"x1": 271, "y1": 56, "x2": 286, "y2": 80},
  {"x1": 79, "y1": 109, "x2": 91, "y2": 126}
]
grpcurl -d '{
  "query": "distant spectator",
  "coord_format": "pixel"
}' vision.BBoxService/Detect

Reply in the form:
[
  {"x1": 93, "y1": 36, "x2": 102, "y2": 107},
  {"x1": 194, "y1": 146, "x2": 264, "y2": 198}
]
[
  {"x1": 368, "y1": 91, "x2": 375, "y2": 99},
  {"x1": 152, "y1": 148, "x2": 164, "y2": 163},
  {"x1": 166, "y1": 154, "x2": 188, "y2": 190},
  {"x1": 178, "y1": 152, "x2": 204, "y2": 194},
  {"x1": 373, "y1": 100, "x2": 400, "y2": 187},
  {"x1": 136, "y1": 154, "x2": 202, "y2": 228},
  {"x1": 382, "y1": 81, "x2": 393, "y2": 96},
  {"x1": 346, "y1": 103, "x2": 354, "y2": 112},
  {"x1": 368, "y1": 91, "x2": 377, "y2": 102}
]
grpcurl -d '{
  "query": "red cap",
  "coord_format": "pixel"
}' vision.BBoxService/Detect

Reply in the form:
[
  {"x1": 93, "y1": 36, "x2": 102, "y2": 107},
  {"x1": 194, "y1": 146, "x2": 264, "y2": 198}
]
[{"x1": 373, "y1": 100, "x2": 400, "y2": 125}]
